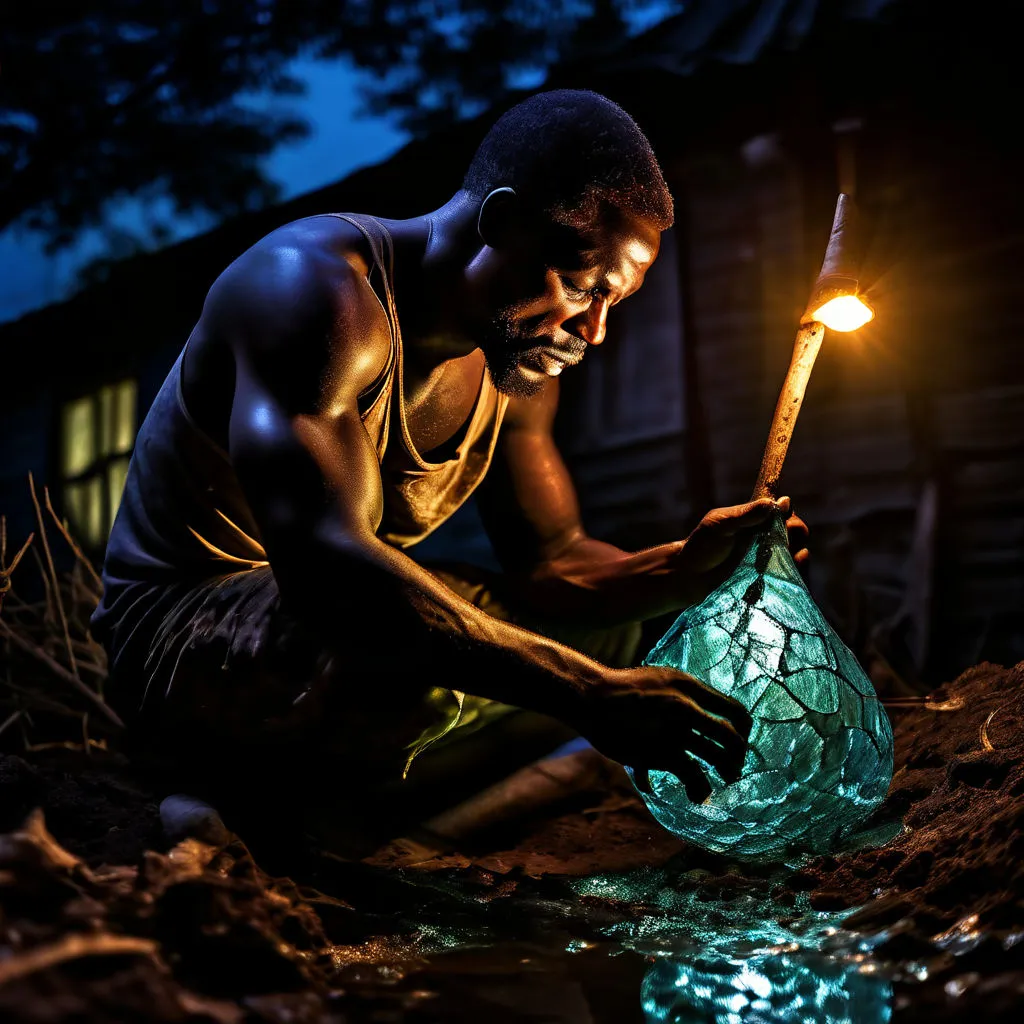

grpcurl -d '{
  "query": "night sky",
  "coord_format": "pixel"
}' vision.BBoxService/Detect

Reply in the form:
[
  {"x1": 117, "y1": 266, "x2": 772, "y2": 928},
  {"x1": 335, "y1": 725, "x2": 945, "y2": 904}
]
[{"x1": 0, "y1": 55, "x2": 409, "y2": 325}]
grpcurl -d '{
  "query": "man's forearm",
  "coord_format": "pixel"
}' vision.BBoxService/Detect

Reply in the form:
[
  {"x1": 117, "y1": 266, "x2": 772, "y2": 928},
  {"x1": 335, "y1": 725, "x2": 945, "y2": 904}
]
[
  {"x1": 512, "y1": 534, "x2": 698, "y2": 628},
  {"x1": 275, "y1": 524, "x2": 611, "y2": 721}
]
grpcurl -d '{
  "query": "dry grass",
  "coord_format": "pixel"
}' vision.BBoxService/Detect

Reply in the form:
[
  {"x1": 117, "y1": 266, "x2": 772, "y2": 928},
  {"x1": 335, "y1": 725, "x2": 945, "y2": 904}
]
[{"x1": 0, "y1": 475, "x2": 123, "y2": 754}]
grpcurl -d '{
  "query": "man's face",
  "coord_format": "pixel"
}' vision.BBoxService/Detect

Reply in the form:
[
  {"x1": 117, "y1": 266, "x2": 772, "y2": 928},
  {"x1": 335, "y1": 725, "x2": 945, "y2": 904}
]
[{"x1": 470, "y1": 210, "x2": 661, "y2": 399}]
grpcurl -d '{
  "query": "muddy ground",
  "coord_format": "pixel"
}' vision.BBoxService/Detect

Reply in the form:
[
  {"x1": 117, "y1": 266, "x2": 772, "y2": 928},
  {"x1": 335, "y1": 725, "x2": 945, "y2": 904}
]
[{"x1": 1, "y1": 661, "x2": 1023, "y2": 1021}]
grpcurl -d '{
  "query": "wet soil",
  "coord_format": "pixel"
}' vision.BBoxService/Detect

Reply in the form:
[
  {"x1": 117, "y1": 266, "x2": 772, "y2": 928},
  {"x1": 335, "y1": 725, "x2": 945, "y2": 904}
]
[{"x1": 2, "y1": 661, "x2": 1024, "y2": 1020}]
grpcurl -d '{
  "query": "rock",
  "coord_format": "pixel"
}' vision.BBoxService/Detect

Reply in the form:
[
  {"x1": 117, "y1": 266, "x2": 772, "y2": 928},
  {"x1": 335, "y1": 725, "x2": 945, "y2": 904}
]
[
  {"x1": 809, "y1": 889, "x2": 851, "y2": 911},
  {"x1": 159, "y1": 794, "x2": 231, "y2": 847}
]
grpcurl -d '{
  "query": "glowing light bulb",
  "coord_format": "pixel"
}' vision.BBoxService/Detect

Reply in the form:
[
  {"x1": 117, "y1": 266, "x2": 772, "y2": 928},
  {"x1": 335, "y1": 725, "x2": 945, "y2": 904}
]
[{"x1": 811, "y1": 295, "x2": 874, "y2": 332}]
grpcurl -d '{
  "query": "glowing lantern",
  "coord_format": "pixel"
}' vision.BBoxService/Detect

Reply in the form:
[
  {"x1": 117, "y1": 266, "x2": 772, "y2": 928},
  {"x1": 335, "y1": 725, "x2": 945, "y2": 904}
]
[{"x1": 631, "y1": 195, "x2": 894, "y2": 860}]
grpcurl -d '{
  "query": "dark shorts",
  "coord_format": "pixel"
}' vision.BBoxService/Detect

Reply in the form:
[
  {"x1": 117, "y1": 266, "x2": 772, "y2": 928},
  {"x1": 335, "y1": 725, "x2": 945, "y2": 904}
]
[{"x1": 107, "y1": 563, "x2": 641, "y2": 810}]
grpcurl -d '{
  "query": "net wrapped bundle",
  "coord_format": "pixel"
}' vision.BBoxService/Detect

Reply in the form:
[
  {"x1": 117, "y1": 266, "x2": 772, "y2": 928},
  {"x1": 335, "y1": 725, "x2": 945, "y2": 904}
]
[{"x1": 633, "y1": 512, "x2": 893, "y2": 860}]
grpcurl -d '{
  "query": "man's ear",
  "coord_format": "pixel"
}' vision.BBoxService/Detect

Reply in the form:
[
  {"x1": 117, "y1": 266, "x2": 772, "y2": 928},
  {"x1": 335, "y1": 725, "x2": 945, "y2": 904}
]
[{"x1": 477, "y1": 187, "x2": 518, "y2": 248}]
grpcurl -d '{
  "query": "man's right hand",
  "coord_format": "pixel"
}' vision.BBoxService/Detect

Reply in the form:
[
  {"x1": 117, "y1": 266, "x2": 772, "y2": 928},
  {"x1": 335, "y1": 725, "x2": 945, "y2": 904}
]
[{"x1": 571, "y1": 666, "x2": 752, "y2": 804}]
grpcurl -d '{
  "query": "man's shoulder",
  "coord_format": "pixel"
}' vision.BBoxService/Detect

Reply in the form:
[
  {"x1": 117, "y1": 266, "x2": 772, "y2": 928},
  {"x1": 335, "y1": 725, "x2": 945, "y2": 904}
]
[
  {"x1": 194, "y1": 215, "x2": 394, "y2": 406},
  {"x1": 247, "y1": 213, "x2": 376, "y2": 273},
  {"x1": 202, "y1": 214, "x2": 388, "y2": 348}
]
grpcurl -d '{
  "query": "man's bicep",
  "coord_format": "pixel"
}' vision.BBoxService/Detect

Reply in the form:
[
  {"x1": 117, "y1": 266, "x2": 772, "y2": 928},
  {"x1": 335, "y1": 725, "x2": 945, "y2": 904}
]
[
  {"x1": 228, "y1": 355, "x2": 384, "y2": 569},
  {"x1": 209, "y1": 237, "x2": 391, "y2": 547},
  {"x1": 478, "y1": 395, "x2": 585, "y2": 572}
]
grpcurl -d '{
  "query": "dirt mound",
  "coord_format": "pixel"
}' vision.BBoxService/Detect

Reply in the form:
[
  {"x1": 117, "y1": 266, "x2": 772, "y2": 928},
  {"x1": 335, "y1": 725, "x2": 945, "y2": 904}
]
[
  {"x1": 799, "y1": 662, "x2": 1024, "y2": 930},
  {"x1": 2, "y1": 662, "x2": 1024, "y2": 1020}
]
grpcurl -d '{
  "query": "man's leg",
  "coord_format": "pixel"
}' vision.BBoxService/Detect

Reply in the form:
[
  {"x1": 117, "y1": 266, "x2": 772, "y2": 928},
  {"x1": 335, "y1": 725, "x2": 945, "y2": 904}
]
[
  {"x1": 112, "y1": 562, "x2": 642, "y2": 855},
  {"x1": 385, "y1": 564, "x2": 642, "y2": 816},
  {"x1": 113, "y1": 566, "x2": 451, "y2": 852}
]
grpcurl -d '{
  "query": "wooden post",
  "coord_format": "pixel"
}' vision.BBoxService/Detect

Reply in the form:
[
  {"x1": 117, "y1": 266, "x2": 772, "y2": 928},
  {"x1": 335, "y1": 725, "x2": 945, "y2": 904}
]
[
  {"x1": 750, "y1": 321, "x2": 825, "y2": 500},
  {"x1": 749, "y1": 192, "x2": 862, "y2": 501}
]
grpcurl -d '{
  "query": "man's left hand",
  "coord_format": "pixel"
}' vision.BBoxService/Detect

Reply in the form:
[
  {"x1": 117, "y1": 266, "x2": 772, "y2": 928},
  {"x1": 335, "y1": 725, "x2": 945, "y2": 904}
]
[
  {"x1": 777, "y1": 494, "x2": 810, "y2": 565},
  {"x1": 671, "y1": 495, "x2": 809, "y2": 605}
]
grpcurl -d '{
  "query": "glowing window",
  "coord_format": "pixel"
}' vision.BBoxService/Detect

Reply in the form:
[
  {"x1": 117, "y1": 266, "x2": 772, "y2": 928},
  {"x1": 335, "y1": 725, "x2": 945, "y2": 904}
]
[{"x1": 60, "y1": 379, "x2": 137, "y2": 548}]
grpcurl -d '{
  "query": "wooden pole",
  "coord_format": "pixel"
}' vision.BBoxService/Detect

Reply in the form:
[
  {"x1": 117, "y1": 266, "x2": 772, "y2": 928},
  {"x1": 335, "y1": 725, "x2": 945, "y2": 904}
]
[
  {"x1": 749, "y1": 192, "x2": 862, "y2": 501},
  {"x1": 750, "y1": 321, "x2": 825, "y2": 501}
]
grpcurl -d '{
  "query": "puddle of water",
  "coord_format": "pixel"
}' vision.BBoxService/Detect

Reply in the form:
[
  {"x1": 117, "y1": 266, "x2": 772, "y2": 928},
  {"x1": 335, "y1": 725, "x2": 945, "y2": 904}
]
[
  {"x1": 571, "y1": 868, "x2": 895, "y2": 1022},
  {"x1": 326, "y1": 863, "x2": 912, "y2": 1022}
]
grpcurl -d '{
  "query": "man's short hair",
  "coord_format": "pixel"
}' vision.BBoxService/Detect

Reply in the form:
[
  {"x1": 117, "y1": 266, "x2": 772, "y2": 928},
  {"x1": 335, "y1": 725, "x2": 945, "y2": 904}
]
[{"x1": 463, "y1": 89, "x2": 674, "y2": 231}]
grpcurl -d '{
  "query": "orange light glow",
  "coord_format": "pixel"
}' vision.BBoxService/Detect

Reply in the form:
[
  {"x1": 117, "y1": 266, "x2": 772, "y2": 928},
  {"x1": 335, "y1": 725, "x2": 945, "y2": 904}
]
[{"x1": 811, "y1": 295, "x2": 874, "y2": 332}]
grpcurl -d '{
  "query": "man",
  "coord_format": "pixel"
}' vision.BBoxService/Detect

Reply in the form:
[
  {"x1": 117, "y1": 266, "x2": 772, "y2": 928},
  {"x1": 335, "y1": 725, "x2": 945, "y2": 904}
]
[{"x1": 92, "y1": 90, "x2": 806, "y2": 843}]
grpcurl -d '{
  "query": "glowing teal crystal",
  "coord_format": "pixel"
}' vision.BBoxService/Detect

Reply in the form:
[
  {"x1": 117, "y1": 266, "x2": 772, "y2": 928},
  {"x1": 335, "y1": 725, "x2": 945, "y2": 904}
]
[
  {"x1": 641, "y1": 951, "x2": 893, "y2": 1024},
  {"x1": 633, "y1": 511, "x2": 893, "y2": 860}
]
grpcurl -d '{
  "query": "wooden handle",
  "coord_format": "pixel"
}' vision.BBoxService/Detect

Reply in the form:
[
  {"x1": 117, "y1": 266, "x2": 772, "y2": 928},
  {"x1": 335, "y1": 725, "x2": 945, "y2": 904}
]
[{"x1": 751, "y1": 321, "x2": 825, "y2": 500}]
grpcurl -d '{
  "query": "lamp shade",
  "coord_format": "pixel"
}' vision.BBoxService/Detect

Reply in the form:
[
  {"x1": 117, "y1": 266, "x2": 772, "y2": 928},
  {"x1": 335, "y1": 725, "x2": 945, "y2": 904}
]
[{"x1": 801, "y1": 193, "x2": 870, "y2": 326}]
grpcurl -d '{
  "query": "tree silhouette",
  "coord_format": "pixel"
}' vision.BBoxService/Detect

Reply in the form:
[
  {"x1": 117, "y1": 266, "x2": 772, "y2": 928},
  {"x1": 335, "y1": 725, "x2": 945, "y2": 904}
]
[
  {"x1": 1, "y1": 0, "x2": 677, "y2": 253},
  {"x1": 2, "y1": 2, "x2": 312, "y2": 249},
  {"x1": 328, "y1": 0, "x2": 640, "y2": 134}
]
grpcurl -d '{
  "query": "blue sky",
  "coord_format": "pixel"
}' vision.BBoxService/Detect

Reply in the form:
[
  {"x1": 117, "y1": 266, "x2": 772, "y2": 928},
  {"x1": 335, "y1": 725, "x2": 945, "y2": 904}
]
[
  {"x1": 0, "y1": 2, "x2": 680, "y2": 326},
  {"x1": 0, "y1": 56, "x2": 410, "y2": 325}
]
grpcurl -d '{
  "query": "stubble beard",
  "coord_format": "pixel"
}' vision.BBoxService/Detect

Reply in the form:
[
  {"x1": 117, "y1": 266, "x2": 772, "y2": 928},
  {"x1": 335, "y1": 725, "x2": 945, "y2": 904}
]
[{"x1": 481, "y1": 310, "x2": 587, "y2": 400}]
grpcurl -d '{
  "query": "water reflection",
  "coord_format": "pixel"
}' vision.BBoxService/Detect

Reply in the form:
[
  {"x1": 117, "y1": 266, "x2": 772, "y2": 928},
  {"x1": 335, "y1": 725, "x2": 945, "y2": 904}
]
[
  {"x1": 641, "y1": 950, "x2": 892, "y2": 1024},
  {"x1": 336, "y1": 859, "x2": 904, "y2": 1022}
]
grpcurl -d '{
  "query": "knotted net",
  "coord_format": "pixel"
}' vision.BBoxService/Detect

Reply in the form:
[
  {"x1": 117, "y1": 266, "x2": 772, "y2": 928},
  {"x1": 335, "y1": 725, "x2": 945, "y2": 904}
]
[{"x1": 633, "y1": 512, "x2": 893, "y2": 860}]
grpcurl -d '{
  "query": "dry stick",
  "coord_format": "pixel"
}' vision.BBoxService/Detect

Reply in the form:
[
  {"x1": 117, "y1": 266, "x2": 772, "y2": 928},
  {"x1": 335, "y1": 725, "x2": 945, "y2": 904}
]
[
  {"x1": 750, "y1": 322, "x2": 826, "y2": 501},
  {"x1": 70, "y1": 575, "x2": 102, "y2": 616},
  {"x1": 28, "y1": 473, "x2": 79, "y2": 680},
  {"x1": 0, "y1": 933, "x2": 158, "y2": 987},
  {"x1": 18, "y1": 713, "x2": 32, "y2": 749},
  {"x1": 3, "y1": 686, "x2": 86, "y2": 719},
  {"x1": 0, "y1": 530, "x2": 35, "y2": 606},
  {"x1": 30, "y1": 537, "x2": 55, "y2": 624},
  {"x1": 0, "y1": 620, "x2": 124, "y2": 728},
  {"x1": 71, "y1": 659, "x2": 107, "y2": 677},
  {"x1": 44, "y1": 486, "x2": 103, "y2": 595},
  {"x1": 0, "y1": 709, "x2": 22, "y2": 739},
  {"x1": 882, "y1": 696, "x2": 964, "y2": 711},
  {"x1": 26, "y1": 738, "x2": 108, "y2": 753},
  {"x1": 422, "y1": 748, "x2": 606, "y2": 844},
  {"x1": 44, "y1": 486, "x2": 109, "y2": 694},
  {"x1": 1, "y1": 597, "x2": 47, "y2": 614},
  {"x1": 3, "y1": 531, "x2": 36, "y2": 579}
]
